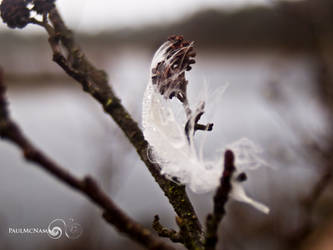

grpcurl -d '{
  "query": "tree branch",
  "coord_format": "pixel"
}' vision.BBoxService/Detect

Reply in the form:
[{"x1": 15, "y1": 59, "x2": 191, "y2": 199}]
[
  {"x1": 44, "y1": 8, "x2": 203, "y2": 250},
  {"x1": 0, "y1": 67, "x2": 174, "y2": 250},
  {"x1": 205, "y1": 150, "x2": 236, "y2": 250},
  {"x1": 0, "y1": 2, "x2": 204, "y2": 249}
]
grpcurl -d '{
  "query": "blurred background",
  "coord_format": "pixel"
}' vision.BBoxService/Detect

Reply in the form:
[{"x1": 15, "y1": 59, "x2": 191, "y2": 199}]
[{"x1": 0, "y1": 0, "x2": 333, "y2": 249}]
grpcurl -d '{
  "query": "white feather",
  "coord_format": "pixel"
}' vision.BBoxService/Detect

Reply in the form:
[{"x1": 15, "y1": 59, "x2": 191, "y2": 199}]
[{"x1": 142, "y1": 41, "x2": 269, "y2": 213}]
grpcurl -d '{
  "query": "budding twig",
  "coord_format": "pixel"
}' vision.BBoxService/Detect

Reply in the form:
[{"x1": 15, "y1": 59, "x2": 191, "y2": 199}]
[{"x1": 205, "y1": 150, "x2": 236, "y2": 250}]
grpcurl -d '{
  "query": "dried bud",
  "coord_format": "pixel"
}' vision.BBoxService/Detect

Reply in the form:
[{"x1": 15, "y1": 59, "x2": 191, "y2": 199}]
[
  {"x1": 32, "y1": 0, "x2": 55, "y2": 14},
  {"x1": 151, "y1": 35, "x2": 196, "y2": 102},
  {"x1": 236, "y1": 172, "x2": 247, "y2": 182},
  {"x1": 0, "y1": 0, "x2": 30, "y2": 29}
]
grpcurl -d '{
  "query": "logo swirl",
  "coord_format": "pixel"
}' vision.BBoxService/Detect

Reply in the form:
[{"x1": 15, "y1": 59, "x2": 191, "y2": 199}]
[
  {"x1": 47, "y1": 218, "x2": 82, "y2": 240},
  {"x1": 64, "y1": 218, "x2": 83, "y2": 239}
]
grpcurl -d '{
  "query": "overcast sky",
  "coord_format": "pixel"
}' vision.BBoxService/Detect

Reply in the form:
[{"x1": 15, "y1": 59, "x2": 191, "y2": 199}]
[{"x1": 0, "y1": 0, "x2": 272, "y2": 33}]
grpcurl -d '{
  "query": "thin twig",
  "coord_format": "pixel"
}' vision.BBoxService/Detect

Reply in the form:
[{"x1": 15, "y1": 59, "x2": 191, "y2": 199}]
[
  {"x1": 205, "y1": 150, "x2": 236, "y2": 250},
  {"x1": 152, "y1": 215, "x2": 184, "y2": 243},
  {"x1": 0, "y1": 67, "x2": 174, "y2": 250}
]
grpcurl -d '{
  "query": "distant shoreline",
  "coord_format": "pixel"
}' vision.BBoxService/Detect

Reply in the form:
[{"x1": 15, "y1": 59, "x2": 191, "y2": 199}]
[{"x1": 1, "y1": 0, "x2": 332, "y2": 53}]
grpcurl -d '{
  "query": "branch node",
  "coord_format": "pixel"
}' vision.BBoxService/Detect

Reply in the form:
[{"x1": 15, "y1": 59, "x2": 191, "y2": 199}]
[{"x1": 152, "y1": 215, "x2": 184, "y2": 243}]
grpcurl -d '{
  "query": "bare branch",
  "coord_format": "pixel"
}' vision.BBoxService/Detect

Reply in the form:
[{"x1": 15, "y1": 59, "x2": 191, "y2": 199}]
[
  {"x1": 205, "y1": 150, "x2": 236, "y2": 250},
  {"x1": 0, "y1": 2, "x2": 204, "y2": 248},
  {"x1": 44, "y1": 8, "x2": 204, "y2": 250},
  {"x1": 0, "y1": 68, "x2": 174, "y2": 250}
]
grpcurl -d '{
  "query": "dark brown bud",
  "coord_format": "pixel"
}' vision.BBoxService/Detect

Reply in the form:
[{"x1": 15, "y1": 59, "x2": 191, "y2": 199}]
[{"x1": 0, "y1": 0, "x2": 30, "y2": 29}]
